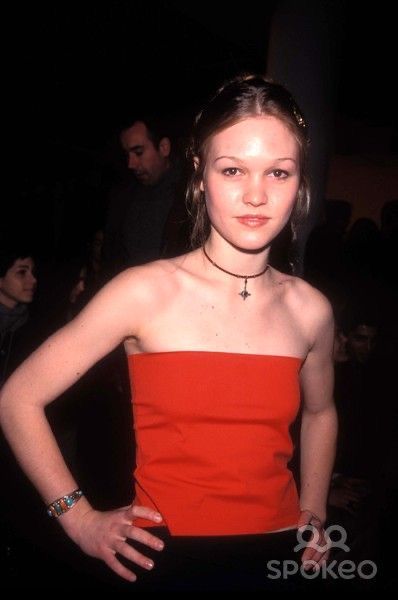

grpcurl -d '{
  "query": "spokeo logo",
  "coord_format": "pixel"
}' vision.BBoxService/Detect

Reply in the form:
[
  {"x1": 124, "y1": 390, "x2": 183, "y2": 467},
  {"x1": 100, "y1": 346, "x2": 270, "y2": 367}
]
[
  {"x1": 294, "y1": 523, "x2": 349, "y2": 553},
  {"x1": 266, "y1": 524, "x2": 377, "y2": 580}
]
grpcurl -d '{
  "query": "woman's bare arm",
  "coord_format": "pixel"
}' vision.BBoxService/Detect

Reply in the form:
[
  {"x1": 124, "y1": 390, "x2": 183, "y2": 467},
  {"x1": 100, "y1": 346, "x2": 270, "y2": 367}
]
[
  {"x1": 298, "y1": 290, "x2": 337, "y2": 569},
  {"x1": 0, "y1": 269, "x2": 141, "y2": 501},
  {"x1": 299, "y1": 293, "x2": 337, "y2": 523},
  {"x1": 0, "y1": 268, "x2": 166, "y2": 581}
]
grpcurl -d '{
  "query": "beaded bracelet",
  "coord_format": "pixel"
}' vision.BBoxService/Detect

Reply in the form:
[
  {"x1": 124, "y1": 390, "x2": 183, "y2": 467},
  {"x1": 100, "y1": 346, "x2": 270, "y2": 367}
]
[{"x1": 46, "y1": 489, "x2": 83, "y2": 518}]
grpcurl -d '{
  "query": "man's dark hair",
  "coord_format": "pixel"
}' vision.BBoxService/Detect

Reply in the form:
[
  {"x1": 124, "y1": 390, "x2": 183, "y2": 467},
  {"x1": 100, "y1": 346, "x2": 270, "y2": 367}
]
[
  {"x1": 121, "y1": 115, "x2": 172, "y2": 149},
  {"x1": 0, "y1": 242, "x2": 35, "y2": 277}
]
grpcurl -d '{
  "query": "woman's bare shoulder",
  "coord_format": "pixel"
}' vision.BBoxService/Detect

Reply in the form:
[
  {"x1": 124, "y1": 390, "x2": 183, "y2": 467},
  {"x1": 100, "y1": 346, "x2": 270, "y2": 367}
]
[
  {"x1": 285, "y1": 275, "x2": 334, "y2": 345},
  {"x1": 63, "y1": 255, "x2": 194, "y2": 347},
  {"x1": 271, "y1": 269, "x2": 333, "y2": 327},
  {"x1": 288, "y1": 275, "x2": 331, "y2": 307},
  {"x1": 109, "y1": 252, "x2": 196, "y2": 303}
]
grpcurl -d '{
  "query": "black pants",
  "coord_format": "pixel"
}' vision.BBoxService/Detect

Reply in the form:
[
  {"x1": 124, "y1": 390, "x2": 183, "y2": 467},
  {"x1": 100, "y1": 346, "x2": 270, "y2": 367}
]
[{"x1": 115, "y1": 527, "x2": 312, "y2": 592}]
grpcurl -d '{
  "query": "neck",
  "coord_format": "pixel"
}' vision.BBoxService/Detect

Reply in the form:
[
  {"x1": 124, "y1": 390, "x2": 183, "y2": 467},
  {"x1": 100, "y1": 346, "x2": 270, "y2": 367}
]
[
  {"x1": 202, "y1": 237, "x2": 270, "y2": 301},
  {"x1": 204, "y1": 238, "x2": 269, "y2": 277},
  {"x1": 0, "y1": 291, "x2": 17, "y2": 309}
]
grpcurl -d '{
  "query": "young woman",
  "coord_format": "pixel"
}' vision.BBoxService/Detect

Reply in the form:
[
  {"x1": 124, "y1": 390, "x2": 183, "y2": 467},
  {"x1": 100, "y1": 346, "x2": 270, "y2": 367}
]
[{"x1": 0, "y1": 75, "x2": 337, "y2": 591}]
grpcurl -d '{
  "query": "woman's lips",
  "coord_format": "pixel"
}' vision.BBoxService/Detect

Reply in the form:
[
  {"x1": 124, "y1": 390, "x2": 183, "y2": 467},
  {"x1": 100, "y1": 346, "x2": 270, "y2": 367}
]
[{"x1": 236, "y1": 216, "x2": 270, "y2": 227}]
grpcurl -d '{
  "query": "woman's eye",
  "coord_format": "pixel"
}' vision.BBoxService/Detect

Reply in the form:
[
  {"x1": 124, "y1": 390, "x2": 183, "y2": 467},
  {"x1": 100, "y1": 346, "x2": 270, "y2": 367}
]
[
  {"x1": 271, "y1": 169, "x2": 288, "y2": 179},
  {"x1": 222, "y1": 167, "x2": 241, "y2": 176}
]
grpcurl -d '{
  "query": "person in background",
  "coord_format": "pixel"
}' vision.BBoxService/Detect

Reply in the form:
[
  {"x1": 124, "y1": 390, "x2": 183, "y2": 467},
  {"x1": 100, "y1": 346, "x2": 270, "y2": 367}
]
[
  {"x1": 67, "y1": 229, "x2": 104, "y2": 320},
  {"x1": 0, "y1": 244, "x2": 37, "y2": 385},
  {"x1": 102, "y1": 116, "x2": 189, "y2": 278},
  {"x1": 329, "y1": 304, "x2": 379, "y2": 513}
]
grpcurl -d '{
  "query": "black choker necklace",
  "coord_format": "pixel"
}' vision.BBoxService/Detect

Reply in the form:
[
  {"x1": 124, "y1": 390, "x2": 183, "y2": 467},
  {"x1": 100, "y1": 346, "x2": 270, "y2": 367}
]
[{"x1": 202, "y1": 246, "x2": 269, "y2": 300}]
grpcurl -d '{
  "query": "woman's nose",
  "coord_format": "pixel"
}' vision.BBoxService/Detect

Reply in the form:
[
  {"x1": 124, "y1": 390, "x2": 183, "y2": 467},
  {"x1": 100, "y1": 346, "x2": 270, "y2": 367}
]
[{"x1": 243, "y1": 178, "x2": 267, "y2": 206}]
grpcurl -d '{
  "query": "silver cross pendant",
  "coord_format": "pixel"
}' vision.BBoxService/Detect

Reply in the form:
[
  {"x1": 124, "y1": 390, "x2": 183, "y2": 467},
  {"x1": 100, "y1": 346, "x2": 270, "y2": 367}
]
[{"x1": 239, "y1": 278, "x2": 251, "y2": 300}]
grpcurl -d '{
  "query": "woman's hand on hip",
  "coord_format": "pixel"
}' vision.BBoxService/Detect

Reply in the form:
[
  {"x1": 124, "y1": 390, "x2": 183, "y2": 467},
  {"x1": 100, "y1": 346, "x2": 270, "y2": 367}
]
[
  {"x1": 298, "y1": 509, "x2": 330, "y2": 572},
  {"x1": 69, "y1": 503, "x2": 165, "y2": 582}
]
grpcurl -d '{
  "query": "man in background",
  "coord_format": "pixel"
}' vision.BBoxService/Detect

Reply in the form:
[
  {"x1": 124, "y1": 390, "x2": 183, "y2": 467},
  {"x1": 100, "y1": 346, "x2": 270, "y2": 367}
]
[{"x1": 103, "y1": 116, "x2": 189, "y2": 278}]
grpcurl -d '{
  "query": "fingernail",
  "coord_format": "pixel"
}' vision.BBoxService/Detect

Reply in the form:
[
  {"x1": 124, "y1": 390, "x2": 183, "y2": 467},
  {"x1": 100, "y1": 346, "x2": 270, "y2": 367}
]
[
  {"x1": 156, "y1": 540, "x2": 164, "y2": 550},
  {"x1": 145, "y1": 560, "x2": 154, "y2": 570},
  {"x1": 154, "y1": 513, "x2": 162, "y2": 522}
]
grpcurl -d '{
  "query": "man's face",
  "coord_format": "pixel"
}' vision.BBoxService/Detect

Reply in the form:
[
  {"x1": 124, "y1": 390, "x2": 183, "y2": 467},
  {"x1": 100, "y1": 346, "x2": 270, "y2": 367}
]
[
  {"x1": 0, "y1": 257, "x2": 37, "y2": 308},
  {"x1": 120, "y1": 121, "x2": 170, "y2": 186},
  {"x1": 347, "y1": 324, "x2": 378, "y2": 364}
]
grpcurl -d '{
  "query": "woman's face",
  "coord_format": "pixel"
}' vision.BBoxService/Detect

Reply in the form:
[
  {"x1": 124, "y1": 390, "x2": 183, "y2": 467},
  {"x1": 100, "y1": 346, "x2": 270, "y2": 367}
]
[{"x1": 201, "y1": 116, "x2": 300, "y2": 251}]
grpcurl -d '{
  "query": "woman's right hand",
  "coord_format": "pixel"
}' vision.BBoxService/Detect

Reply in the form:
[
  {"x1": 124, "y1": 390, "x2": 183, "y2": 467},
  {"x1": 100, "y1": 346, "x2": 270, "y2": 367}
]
[{"x1": 64, "y1": 503, "x2": 165, "y2": 582}]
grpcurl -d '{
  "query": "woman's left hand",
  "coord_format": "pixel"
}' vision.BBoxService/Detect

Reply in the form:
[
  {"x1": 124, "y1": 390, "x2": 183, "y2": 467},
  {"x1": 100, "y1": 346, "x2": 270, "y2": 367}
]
[{"x1": 297, "y1": 509, "x2": 329, "y2": 572}]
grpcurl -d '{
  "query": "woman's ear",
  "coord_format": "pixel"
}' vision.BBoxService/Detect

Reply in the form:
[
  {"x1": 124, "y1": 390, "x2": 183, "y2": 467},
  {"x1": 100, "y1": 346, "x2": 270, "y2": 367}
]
[{"x1": 193, "y1": 156, "x2": 205, "y2": 192}]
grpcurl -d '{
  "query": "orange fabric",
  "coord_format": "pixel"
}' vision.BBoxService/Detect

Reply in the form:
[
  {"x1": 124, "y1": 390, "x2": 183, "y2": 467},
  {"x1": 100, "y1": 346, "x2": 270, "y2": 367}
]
[{"x1": 128, "y1": 351, "x2": 302, "y2": 535}]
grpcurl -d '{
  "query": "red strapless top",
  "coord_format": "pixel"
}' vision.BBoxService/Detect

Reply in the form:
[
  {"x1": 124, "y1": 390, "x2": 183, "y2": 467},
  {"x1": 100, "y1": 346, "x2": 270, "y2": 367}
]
[{"x1": 128, "y1": 351, "x2": 302, "y2": 535}]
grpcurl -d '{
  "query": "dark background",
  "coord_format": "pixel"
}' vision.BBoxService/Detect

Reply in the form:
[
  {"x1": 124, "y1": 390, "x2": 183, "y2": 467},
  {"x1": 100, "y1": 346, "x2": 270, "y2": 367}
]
[{"x1": 9, "y1": 0, "x2": 396, "y2": 189}]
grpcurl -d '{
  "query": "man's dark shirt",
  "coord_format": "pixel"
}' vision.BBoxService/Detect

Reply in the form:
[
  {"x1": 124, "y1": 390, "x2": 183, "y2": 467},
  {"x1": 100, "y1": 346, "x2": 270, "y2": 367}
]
[{"x1": 103, "y1": 162, "x2": 189, "y2": 278}]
